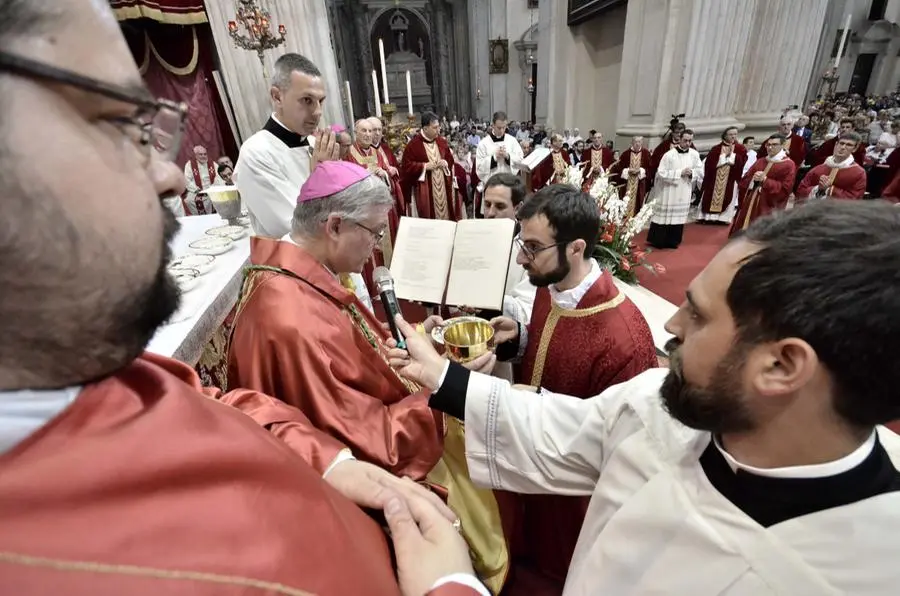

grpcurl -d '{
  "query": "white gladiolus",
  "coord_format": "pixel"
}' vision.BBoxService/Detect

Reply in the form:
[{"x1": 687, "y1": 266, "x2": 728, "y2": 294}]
[{"x1": 560, "y1": 164, "x2": 584, "y2": 189}]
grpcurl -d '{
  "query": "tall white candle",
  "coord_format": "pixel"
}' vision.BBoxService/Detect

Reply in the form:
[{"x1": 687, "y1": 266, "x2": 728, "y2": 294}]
[
  {"x1": 378, "y1": 38, "x2": 390, "y2": 103},
  {"x1": 406, "y1": 70, "x2": 413, "y2": 116},
  {"x1": 835, "y1": 14, "x2": 851, "y2": 69},
  {"x1": 344, "y1": 80, "x2": 355, "y2": 127},
  {"x1": 372, "y1": 70, "x2": 382, "y2": 118}
]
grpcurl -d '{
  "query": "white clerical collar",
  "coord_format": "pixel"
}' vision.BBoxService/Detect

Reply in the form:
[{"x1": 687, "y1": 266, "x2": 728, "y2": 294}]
[
  {"x1": 549, "y1": 259, "x2": 601, "y2": 310},
  {"x1": 825, "y1": 155, "x2": 855, "y2": 168},
  {"x1": 271, "y1": 113, "x2": 292, "y2": 132},
  {"x1": 0, "y1": 385, "x2": 81, "y2": 454},
  {"x1": 713, "y1": 431, "x2": 877, "y2": 479},
  {"x1": 767, "y1": 150, "x2": 787, "y2": 162}
]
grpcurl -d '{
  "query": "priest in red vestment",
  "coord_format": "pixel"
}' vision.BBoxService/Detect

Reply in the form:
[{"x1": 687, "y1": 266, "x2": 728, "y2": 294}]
[
  {"x1": 531, "y1": 133, "x2": 571, "y2": 191},
  {"x1": 882, "y1": 169, "x2": 900, "y2": 203},
  {"x1": 485, "y1": 186, "x2": 657, "y2": 592},
  {"x1": 226, "y1": 161, "x2": 505, "y2": 588},
  {"x1": 698, "y1": 126, "x2": 747, "y2": 224},
  {"x1": 796, "y1": 132, "x2": 867, "y2": 201},
  {"x1": 0, "y1": 5, "x2": 486, "y2": 593},
  {"x1": 807, "y1": 118, "x2": 866, "y2": 167},
  {"x1": 580, "y1": 131, "x2": 614, "y2": 191},
  {"x1": 369, "y1": 116, "x2": 400, "y2": 169},
  {"x1": 776, "y1": 116, "x2": 807, "y2": 170},
  {"x1": 730, "y1": 134, "x2": 797, "y2": 237},
  {"x1": 609, "y1": 136, "x2": 652, "y2": 216},
  {"x1": 344, "y1": 119, "x2": 404, "y2": 292},
  {"x1": 400, "y1": 111, "x2": 465, "y2": 220}
]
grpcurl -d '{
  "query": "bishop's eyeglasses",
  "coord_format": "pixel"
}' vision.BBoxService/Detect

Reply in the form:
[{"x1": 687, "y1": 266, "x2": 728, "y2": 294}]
[{"x1": 0, "y1": 51, "x2": 187, "y2": 165}]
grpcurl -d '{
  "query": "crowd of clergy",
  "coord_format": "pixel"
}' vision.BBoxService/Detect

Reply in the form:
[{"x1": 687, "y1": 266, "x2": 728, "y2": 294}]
[{"x1": 4, "y1": 3, "x2": 900, "y2": 594}]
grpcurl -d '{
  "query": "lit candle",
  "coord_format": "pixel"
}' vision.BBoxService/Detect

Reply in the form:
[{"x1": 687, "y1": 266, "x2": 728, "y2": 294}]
[
  {"x1": 372, "y1": 70, "x2": 382, "y2": 118},
  {"x1": 228, "y1": 21, "x2": 237, "y2": 32},
  {"x1": 378, "y1": 38, "x2": 390, "y2": 103},
  {"x1": 405, "y1": 70, "x2": 413, "y2": 116},
  {"x1": 345, "y1": 80, "x2": 355, "y2": 128},
  {"x1": 278, "y1": 24, "x2": 285, "y2": 36},
  {"x1": 835, "y1": 13, "x2": 851, "y2": 69}
]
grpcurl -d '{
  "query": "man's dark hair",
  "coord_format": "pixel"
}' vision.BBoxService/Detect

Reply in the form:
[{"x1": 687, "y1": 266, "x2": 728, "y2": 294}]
[
  {"x1": 742, "y1": 136, "x2": 755, "y2": 145},
  {"x1": 272, "y1": 53, "x2": 321, "y2": 90},
  {"x1": 681, "y1": 128, "x2": 695, "y2": 137},
  {"x1": 217, "y1": 163, "x2": 232, "y2": 176},
  {"x1": 484, "y1": 173, "x2": 526, "y2": 207},
  {"x1": 492, "y1": 111, "x2": 508, "y2": 123},
  {"x1": 729, "y1": 201, "x2": 900, "y2": 428},
  {"x1": 589, "y1": 129, "x2": 597, "y2": 136},
  {"x1": 839, "y1": 117, "x2": 855, "y2": 127},
  {"x1": 421, "y1": 111, "x2": 439, "y2": 127},
  {"x1": 765, "y1": 133, "x2": 787, "y2": 146},
  {"x1": 721, "y1": 126, "x2": 739, "y2": 140},
  {"x1": 517, "y1": 184, "x2": 599, "y2": 259}
]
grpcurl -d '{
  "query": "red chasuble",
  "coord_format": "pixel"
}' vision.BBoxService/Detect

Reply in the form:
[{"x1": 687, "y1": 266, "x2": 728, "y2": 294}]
[
  {"x1": 508, "y1": 272, "x2": 658, "y2": 588},
  {"x1": 807, "y1": 137, "x2": 866, "y2": 168},
  {"x1": 400, "y1": 133, "x2": 464, "y2": 221},
  {"x1": 609, "y1": 148, "x2": 652, "y2": 216},
  {"x1": 796, "y1": 161, "x2": 867, "y2": 200},
  {"x1": 531, "y1": 149, "x2": 570, "y2": 191},
  {"x1": 0, "y1": 353, "x2": 403, "y2": 595},
  {"x1": 781, "y1": 133, "x2": 807, "y2": 169},
  {"x1": 376, "y1": 140, "x2": 399, "y2": 169},
  {"x1": 700, "y1": 142, "x2": 748, "y2": 216},
  {"x1": 227, "y1": 237, "x2": 444, "y2": 479},
  {"x1": 580, "y1": 146, "x2": 614, "y2": 191},
  {"x1": 729, "y1": 157, "x2": 797, "y2": 237},
  {"x1": 883, "y1": 170, "x2": 900, "y2": 202}
]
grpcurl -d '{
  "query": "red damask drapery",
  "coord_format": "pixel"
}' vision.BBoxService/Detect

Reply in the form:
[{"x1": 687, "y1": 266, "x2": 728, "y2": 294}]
[{"x1": 119, "y1": 18, "x2": 238, "y2": 168}]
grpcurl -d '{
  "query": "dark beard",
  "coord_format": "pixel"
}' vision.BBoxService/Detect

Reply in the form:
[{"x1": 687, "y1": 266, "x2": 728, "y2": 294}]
[
  {"x1": 526, "y1": 252, "x2": 570, "y2": 287},
  {"x1": 109, "y1": 201, "x2": 181, "y2": 358},
  {"x1": 660, "y1": 338, "x2": 755, "y2": 433}
]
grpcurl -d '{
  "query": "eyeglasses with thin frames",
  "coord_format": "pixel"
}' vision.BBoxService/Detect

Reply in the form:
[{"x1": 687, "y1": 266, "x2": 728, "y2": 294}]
[
  {"x1": 355, "y1": 221, "x2": 386, "y2": 242},
  {"x1": 514, "y1": 235, "x2": 567, "y2": 261},
  {"x1": 0, "y1": 51, "x2": 188, "y2": 165}
]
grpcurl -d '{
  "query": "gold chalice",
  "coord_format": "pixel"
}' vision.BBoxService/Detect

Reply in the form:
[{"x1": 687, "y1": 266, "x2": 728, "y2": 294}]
[{"x1": 441, "y1": 318, "x2": 495, "y2": 363}]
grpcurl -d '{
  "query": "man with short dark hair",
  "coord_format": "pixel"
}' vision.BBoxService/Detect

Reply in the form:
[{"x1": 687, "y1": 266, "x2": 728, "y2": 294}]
[
  {"x1": 808, "y1": 118, "x2": 866, "y2": 167},
  {"x1": 399, "y1": 111, "x2": 464, "y2": 220},
  {"x1": 389, "y1": 200, "x2": 900, "y2": 596},
  {"x1": 797, "y1": 131, "x2": 866, "y2": 200},
  {"x1": 475, "y1": 110, "x2": 524, "y2": 216},
  {"x1": 697, "y1": 126, "x2": 747, "y2": 225},
  {"x1": 234, "y1": 52, "x2": 341, "y2": 238},
  {"x1": 730, "y1": 133, "x2": 797, "y2": 237},
  {"x1": 486, "y1": 184, "x2": 657, "y2": 591}
]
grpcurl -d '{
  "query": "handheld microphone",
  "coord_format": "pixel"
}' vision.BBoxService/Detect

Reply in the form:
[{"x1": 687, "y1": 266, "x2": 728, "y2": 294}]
[{"x1": 372, "y1": 266, "x2": 406, "y2": 349}]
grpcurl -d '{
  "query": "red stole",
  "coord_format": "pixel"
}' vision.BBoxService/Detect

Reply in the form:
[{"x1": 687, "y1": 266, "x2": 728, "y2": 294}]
[{"x1": 188, "y1": 159, "x2": 217, "y2": 214}]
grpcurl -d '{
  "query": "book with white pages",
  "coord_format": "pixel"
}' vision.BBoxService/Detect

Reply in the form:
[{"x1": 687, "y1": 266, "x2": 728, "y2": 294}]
[
  {"x1": 389, "y1": 216, "x2": 517, "y2": 310},
  {"x1": 520, "y1": 146, "x2": 550, "y2": 172}
]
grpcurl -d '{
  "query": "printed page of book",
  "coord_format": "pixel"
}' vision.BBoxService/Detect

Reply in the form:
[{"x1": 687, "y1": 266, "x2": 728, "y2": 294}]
[
  {"x1": 390, "y1": 216, "x2": 457, "y2": 304},
  {"x1": 521, "y1": 146, "x2": 550, "y2": 171},
  {"x1": 444, "y1": 218, "x2": 516, "y2": 310}
]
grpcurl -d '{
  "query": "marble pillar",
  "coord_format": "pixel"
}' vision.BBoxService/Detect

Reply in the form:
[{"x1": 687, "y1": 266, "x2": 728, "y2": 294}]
[
  {"x1": 468, "y1": 0, "x2": 492, "y2": 120},
  {"x1": 616, "y1": 0, "x2": 828, "y2": 150},
  {"x1": 488, "y1": 1, "x2": 508, "y2": 117},
  {"x1": 734, "y1": 0, "x2": 829, "y2": 134},
  {"x1": 450, "y1": 0, "x2": 473, "y2": 118},
  {"x1": 351, "y1": 3, "x2": 377, "y2": 117}
]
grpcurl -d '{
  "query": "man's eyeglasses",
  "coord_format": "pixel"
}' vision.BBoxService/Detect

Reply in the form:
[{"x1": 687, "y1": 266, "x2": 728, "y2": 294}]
[
  {"x1": 0, "y1": 51, "x2": 187, "y2": 164},
  {"x1": 514, "y1": 235, "x2": 566, "y2": 261},
  {"x1": 355, "y1": 222, "x2": 386, "y2": 242}
]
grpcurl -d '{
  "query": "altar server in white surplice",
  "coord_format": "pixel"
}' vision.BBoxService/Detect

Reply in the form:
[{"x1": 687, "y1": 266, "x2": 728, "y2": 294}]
[
  {"x1": 234, "y1": 53, "x2": 339, "y2": 239},
  {"x1": 647, "y1": 129, "x2": 702, "y2": 249},
  {"x1": 384, "y1": 200, "x2": 900, "y2": 596},
  {"x1": 475, "y1": 111, "x2": 524, "y2": 216}
]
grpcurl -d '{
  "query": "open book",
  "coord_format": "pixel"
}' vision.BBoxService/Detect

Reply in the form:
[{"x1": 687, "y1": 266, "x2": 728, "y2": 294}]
[{"x1": 389, "y1": 216, "x2": 516, "y2": 310}]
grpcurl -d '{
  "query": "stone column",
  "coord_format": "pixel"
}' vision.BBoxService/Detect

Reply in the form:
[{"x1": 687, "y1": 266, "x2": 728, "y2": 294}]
[
  {"x1": 615, "y1": 0, "x2": 828, "y2": 149},
  {"x1": 734, "y1": 0, "x2": 830, "y2": 134},
  {"x1": 468, "y1": 0, "x2": 491, "y2": 120},
  {"x1": 487, "y1": 0, "x2": 507, "y2": 117},
  {"x1": 450, "y1": 0, "x2": 473, "y2": 117},
  {"x1": 352, "y1": 3, "x2": 376, "y2": 117}
]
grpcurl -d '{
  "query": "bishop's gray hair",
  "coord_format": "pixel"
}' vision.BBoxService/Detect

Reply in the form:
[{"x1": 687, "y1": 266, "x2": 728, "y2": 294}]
[
  {"x1": 272, "y1": 53, "x2": 321, "y2": 90},
  {"x1": 292, "y1": 174, "x2": 393, "y2": 238}
]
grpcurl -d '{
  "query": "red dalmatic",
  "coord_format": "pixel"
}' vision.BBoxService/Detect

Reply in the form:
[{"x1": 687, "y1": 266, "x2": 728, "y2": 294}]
[
  {"x1": 796, "y1": 162, "x2": 867, "y2": 200},
  {"x1": 502, "y1": 272, "x2": 658, "y2": 592},
  {"x1": 531, "y1": 149, "x2": 570, "y2": 190},
  {"x1": 730, "y1": 157, "x2": 797, "y2": 237},
  {"x1": 400, "y1": 133, "x2": 464, "y2": 220}
]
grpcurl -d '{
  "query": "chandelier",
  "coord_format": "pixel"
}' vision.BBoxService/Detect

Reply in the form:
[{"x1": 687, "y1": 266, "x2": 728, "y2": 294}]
[{"x1": 227, "y1": 0, "x2": 286, "y2": 74}]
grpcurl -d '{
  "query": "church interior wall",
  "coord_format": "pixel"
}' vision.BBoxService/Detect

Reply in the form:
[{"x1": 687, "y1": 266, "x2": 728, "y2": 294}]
[{"x1": 536, "y1": 0, "x2": 625, "y2": 142}]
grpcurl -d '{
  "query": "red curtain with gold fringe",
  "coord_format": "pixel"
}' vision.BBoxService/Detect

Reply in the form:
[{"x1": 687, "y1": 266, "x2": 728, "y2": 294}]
[
  {"x1": 121, "y1": 20, "x2": 238, "y2": 168},
  {"x1": 109, "y1": 1, "x2": 207, "y2": 25}
]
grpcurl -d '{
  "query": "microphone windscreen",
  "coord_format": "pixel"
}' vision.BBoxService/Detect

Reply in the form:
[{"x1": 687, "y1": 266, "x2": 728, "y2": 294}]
[{"x1": 372, "y1": 266, "x2": 393, "y2": 289}]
